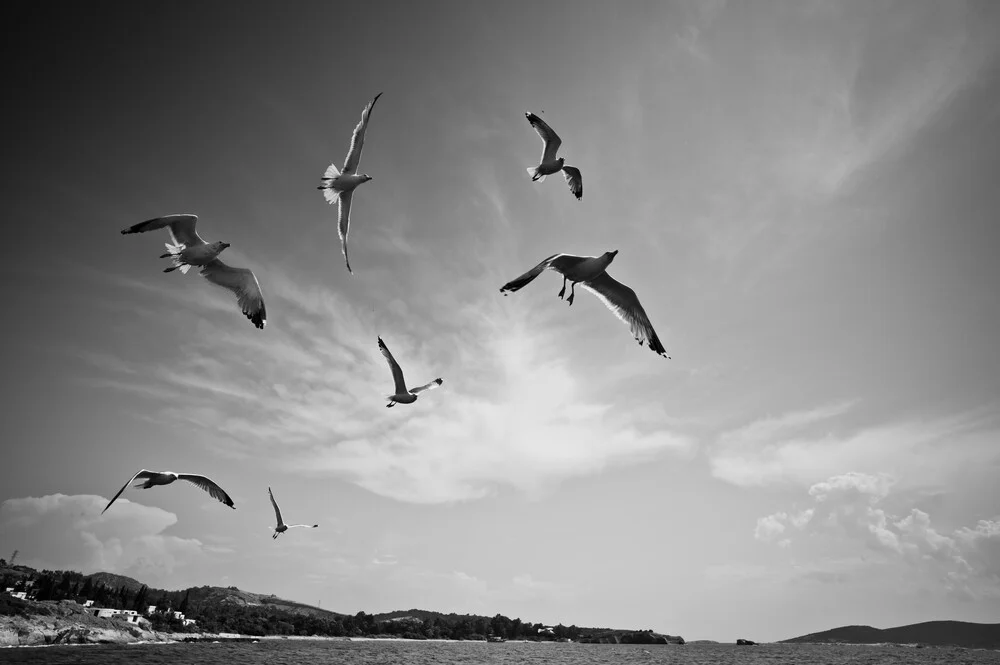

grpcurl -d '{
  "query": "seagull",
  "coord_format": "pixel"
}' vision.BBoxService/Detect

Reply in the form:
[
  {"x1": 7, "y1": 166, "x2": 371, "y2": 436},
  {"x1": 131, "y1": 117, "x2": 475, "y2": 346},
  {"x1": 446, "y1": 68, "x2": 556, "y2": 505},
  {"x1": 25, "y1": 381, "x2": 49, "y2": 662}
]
[
  {"x1": 378, "y1": 336, "x2": 443, "y2": 407},
  {"x1": 525, "y1": 112, "x2": 583, "y2": 200},
  {"x1": 500, "y1": 251, "x2": 670, "y2": 358},
  {"x1": 268, "y1": 487, "x2": 317, "y2": 539},
  {"x1": 317, "y1": 92, "x2": 383, "y2": 274},
  {"x1": 121, "y1": 214, "x2": 266, "y2": 329},
  {"x1": 102, "y1": 469, "x2": 236, "y2": 514}
]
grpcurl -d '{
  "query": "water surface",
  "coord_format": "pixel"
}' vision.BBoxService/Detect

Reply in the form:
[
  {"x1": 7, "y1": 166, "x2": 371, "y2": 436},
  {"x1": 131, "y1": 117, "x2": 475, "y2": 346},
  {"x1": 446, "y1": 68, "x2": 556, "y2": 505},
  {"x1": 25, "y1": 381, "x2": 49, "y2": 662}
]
[{"x1": 2, "y1": 640, "x2": 998, "y2": 665}]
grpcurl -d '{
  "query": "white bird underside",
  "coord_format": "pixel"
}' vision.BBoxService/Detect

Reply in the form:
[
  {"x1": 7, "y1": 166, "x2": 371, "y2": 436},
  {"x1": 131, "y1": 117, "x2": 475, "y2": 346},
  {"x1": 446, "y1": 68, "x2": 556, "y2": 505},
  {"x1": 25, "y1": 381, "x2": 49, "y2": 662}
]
[
  {"x1": 318, "y1": 92, "x2": 383, "y2": 274},
  {"x1": 500, "y1": 253, "x2": 669, "y2": 358},
  {"x1": 102, "y1": 468, "x2": 236, "y2": 514},
  {"x1": 378, "y1": 336, "x2": 443, "y2": 407},
  {"x1": 121, "y1": 214, "x2": 267, "y2": 329}
]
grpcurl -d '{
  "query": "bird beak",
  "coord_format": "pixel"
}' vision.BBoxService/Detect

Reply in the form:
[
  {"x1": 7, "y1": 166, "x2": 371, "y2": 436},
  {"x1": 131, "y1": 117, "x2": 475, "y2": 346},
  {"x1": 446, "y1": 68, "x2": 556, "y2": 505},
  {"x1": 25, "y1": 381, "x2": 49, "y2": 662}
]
[
  {"x1": 222, "y1": 242, "x2": 231, "y2": 249},
  {"x1": 612, "y1": 250, "x2": 619, "y2": 257}
]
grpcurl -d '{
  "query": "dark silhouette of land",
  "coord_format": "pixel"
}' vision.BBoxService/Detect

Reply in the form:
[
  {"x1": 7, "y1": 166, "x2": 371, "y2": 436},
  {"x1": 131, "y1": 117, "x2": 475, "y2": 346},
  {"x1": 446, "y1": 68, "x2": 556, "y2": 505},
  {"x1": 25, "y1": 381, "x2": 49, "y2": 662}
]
[{"x1": 781, "y1": 621, "x2": 1000, "y2": 649}]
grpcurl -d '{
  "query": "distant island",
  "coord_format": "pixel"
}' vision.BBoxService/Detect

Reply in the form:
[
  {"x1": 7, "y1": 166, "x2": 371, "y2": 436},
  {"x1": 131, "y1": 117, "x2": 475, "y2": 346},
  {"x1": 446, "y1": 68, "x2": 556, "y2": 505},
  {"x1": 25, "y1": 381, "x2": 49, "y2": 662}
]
[
  {"x1": 0, "y1": 562, "x2": 684, "y2": 647},
  {"x1": 781, "y1": 621, "x2": 1000, "y2": 650}
]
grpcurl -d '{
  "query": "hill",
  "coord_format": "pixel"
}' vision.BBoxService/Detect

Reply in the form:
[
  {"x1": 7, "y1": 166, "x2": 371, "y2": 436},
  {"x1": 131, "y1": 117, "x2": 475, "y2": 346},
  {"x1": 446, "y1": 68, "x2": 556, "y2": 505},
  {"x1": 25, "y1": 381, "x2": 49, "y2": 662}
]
[
  {"x1": 3, "y1": 565, "x2": 684, "y2": 642},
  {"x1": 180, "y1": 585, "x2": 345, "y2": 619},
  {"x1": 781, "y1": 621, "x2": 1000, "y2": 649},
  {"x1": 85, "y1": 572, "x2": 145, "y2": 594}
]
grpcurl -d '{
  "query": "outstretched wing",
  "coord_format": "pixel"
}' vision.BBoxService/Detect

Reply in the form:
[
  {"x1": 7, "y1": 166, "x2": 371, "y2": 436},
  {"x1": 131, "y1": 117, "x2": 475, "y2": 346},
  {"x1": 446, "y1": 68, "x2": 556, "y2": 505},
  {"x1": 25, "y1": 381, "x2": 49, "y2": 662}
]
[
  {"x1": 199, "y1": 259, "x2": 267, "y2": 329},
  {"x1": 177, "y1": 473, "x2": 236, "y2": 508},
  {"x1": 286, "y1": 524, "x2": 319, "y2": 529},
  {"x1": 102, "y1": 469, "x2": 157, "y2": 515},
  {"x1": 338, "y1": 191, "x2": 354, "y2": 273},
  {"x1": 120, "y1": 214, "x2": 206, "y2": 247},
  {"x1": 268, "y1": 487, "x2": 283, "y2": 527},
  {"x1": 499, "y1": 253, "x2": 585, "y2": 295},
  {"x1": 343, "y1": 92, "x2": 382, "y2": 174},
  {"x1": 378, "y1": 336, "x2": 408, "y2": 394},
  {"x1": 410, "y1": 378, "x2": 443, "y2": 395},
  {"x1": 582, "y1": 272, "x2": 670, "y2": 358},
  {"x1": 562, "y1": 166, "x2": 583, "y2": 200},
  {"x1": 525, "y1": 112, "x2": 562, "y2": 163}
]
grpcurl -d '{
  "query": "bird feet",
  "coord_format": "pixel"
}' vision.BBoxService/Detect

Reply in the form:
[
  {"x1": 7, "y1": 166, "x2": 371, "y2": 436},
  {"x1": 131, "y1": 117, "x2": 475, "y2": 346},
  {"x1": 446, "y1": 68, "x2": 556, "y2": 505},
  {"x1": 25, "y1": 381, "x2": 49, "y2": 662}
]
[
  {"x1": 557, "y1": 286, "x2": 566, "y2": 299},
  {"x1": 567, "y1": 293, "x2": 575, "y2": 306},
  {"x1": 386, "y1": 402, "x2": 395, "y2": 408}
]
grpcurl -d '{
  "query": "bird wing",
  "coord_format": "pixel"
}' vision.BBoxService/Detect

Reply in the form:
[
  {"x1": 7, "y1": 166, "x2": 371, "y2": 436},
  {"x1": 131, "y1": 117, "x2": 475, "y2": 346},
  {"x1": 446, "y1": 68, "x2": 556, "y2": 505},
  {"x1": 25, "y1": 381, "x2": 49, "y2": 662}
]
[
  {"x1": 120, "y1": 214, "x2": 205, "y2": 247},
  {"x1": 525, "y1": 112, "x2": 562, "y2": 163},
  {"x1": 268, "y1": 487, "x2": 284, "y2": 527},
  {"x1": 499, "y1": 253, "x2": 585, "y2": 294},
  {"x1": 410, "y1": 378, "x2": 443, "y2": 395},
  {"x1": 286, "y1": 524, "x2": 319, "y2": 529},
  {"x1": 562, "y1": 166, "x2": 583, "y2": 200},
  {"x1": 338, "y1": 190, "x2": 354, "y2": 274},
  {"x1": 199, "y1": 259, "x2": 267, "y2": 329},
  {"x1": 102, "y1": 469, "x2": 157, "y2": 514},
  {"x1": 342, "y1": 92, "x2": 382, "y2": 174},
  {"x1": 377, "y1": 336, "x2": 408, "y2": 394},
  {"x1": 177, "y1": 473, "x2": 236, "y2": 508},
  {"x1": 582, "y1": 272, "x2": 670, "y2": 358}
]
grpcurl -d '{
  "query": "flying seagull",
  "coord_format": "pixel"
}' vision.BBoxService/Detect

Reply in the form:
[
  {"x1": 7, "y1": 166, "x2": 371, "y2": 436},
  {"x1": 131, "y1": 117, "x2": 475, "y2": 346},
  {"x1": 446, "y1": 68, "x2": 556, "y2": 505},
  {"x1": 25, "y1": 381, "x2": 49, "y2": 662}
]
[
  {"x1": 102, "y1": 469, "x2": 236, "y2": 514},
  {"x1": 500, "y1": 251, "x2": 670, "y2": 358},
  {"x1": 524, "y1": 112, "x2": 583, "y2": 200},
  {"x1": 121, "y1": 213, "x2": 266, "y2": 329},
  {"x1": 378, "y1": 336, "x2": 443, "y2": 407},
  {"x1": 268, "y1": 487, "x2": 318, "y2": 539},
  {"x1": 318, "y1": 92, "x2": 383, "y2": 274}
]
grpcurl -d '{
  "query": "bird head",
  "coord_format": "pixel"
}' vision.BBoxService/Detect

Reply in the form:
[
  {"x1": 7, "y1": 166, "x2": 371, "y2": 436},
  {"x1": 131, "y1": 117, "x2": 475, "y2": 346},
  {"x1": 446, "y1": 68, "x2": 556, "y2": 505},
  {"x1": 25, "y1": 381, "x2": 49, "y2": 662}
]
[
  {"x1": 362, "y1": 174, "x2": 373, "y2": 182},
  {"x1": 557, "y1": 157, "x2": 566, "y2": 168},
  {"x1": 605, "y1": 249, "x2": 619, "y2": 262},
  {"x1": 216, "y1": 241, "x2": 231, "y2": 252}
]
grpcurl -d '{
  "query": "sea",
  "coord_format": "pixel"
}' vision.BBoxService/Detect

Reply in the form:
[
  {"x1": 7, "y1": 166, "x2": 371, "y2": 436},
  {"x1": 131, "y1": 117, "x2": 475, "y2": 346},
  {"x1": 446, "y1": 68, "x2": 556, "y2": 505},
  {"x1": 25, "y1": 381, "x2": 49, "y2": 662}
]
[{"x1": 2, "y1": 640, "x2": 999, "y2": 665}]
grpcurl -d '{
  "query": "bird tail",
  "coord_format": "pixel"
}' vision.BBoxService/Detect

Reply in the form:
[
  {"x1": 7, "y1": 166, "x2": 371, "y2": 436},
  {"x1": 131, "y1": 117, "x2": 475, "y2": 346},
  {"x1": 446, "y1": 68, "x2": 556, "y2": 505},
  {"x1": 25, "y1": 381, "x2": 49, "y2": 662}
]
[
  {"x1": 526, "y1": 167, "x2": 546, "y2": 183},
  {"x1": 160, "y1": 242, "x2": 185, "y2": 257},
  {"x1": 322, "y1": 162, "x2": 341, "y2": 179},
  {"x1": 160, "y1": 244, "x2": 191, "y2": 274},
  {"x1": 323, "y1": 188, "x2": 341, "y2": 205}
]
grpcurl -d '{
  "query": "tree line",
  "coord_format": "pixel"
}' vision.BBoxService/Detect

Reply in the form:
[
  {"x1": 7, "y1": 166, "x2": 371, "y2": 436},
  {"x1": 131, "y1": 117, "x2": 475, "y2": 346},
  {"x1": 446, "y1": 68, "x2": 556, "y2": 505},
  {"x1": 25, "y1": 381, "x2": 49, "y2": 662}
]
[{"x1": 2, "y1": 568, "x2": 587, "y2": 640}]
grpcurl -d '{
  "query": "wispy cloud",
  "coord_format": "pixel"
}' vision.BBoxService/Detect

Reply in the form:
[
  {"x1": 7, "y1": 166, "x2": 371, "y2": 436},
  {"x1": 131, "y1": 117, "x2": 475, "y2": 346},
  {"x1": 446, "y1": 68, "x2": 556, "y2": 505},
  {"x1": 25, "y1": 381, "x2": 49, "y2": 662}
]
[
  {"x1": 77, "y1": 256, "x2": 696, "y2": 504},
  {"x1": 710, "y1": 403, "x2": 1000, "y2": 489}
]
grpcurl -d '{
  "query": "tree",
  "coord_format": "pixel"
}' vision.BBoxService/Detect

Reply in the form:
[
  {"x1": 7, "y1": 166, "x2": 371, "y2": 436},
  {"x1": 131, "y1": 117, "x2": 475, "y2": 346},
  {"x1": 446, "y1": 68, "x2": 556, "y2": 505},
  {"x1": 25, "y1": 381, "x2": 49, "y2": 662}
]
[
  {"x1": 132, "y1": 585, "x2": 148, "y2": 611},
  {"x1": 179, "y1": 589, "x2": 191, "y2": 613}
]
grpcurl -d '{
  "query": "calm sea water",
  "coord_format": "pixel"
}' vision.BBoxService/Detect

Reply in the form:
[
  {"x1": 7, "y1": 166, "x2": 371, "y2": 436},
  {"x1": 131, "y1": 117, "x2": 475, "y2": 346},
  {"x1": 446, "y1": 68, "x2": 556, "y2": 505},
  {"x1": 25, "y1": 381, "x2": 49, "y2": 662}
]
[{"x1": 2, "y1": 640, "x2": 999, "y2": 665}]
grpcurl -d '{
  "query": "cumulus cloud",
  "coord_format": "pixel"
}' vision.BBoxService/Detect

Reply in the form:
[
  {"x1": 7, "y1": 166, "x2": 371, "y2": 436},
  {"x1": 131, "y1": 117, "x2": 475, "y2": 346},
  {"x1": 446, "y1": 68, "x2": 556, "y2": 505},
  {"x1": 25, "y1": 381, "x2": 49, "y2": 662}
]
[
  {"x1": 756, "y1": 473, "x2": 1000, "y2": 598},
  {"x1": 0, "y1": 494, "x2": 210, "y2": 585}
]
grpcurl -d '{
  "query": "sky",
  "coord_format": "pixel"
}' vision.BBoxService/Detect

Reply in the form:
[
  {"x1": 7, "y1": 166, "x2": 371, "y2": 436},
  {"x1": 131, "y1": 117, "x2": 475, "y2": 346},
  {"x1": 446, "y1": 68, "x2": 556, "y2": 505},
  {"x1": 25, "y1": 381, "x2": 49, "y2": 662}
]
[{"x1": 1, "y1": 0, "x2": 999, "y2": 643}]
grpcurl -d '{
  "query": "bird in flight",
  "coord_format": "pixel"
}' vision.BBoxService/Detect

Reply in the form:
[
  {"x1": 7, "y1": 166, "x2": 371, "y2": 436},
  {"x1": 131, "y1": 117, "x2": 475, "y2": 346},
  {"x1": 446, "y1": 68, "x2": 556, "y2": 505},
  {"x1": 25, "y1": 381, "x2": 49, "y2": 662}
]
[
  {"x1": 318, "y1": 92, "x2": 383, "y2": 274},
  {"x1": 102, "y1": 469, "x2": 236, "y2": 514},
  {"x1": 500, "y1": 251, "x2": 670, "y2": 358},
  {"x1": 268, "y1": 487, "x2": 318, "y2": 539},
  {"x1": 121, "y1": 214, "x2": 266, "y2": 329},
  {"x1": 524, "y1": 112, "x2": 583, "y2": 200},
  {"x1": 378, "y1": 336, "x2": 443, "y2": 407}
]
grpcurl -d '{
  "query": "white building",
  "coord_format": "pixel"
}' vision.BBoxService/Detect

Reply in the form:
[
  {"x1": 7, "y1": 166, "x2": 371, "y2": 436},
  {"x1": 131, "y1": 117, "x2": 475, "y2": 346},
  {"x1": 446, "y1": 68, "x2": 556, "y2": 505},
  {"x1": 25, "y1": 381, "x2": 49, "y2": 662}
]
[
  {"x1": 83, "y1": 600, "x2": 95, "y2": 608},
  {"x1": 172, "y1": 611, "x2": 185, "y2": 621},
  {"x1": 10, "y1": 591, "x2": 27, "y2": 600},
  {"x1": 182, "y1": 618, "x2": 197, "y2": 627}
]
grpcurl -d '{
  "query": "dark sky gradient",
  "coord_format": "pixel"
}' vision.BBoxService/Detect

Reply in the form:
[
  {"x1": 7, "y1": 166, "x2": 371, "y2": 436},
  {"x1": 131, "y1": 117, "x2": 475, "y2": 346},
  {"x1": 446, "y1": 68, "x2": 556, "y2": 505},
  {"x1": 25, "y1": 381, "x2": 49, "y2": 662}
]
[{"x1": 2, "y1": 0, "x2": 999, "y2": 642}]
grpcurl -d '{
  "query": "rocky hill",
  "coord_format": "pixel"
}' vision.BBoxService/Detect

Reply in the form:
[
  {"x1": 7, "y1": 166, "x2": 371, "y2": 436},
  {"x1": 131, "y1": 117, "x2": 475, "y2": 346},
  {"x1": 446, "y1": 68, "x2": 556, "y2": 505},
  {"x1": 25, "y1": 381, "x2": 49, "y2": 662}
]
[
  {"x1": 781, "y1": 621, "x2": 1000, "y2": 649},
  {"x1": 0, "y1": 598, "x2": 169, "y2": 647}
]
